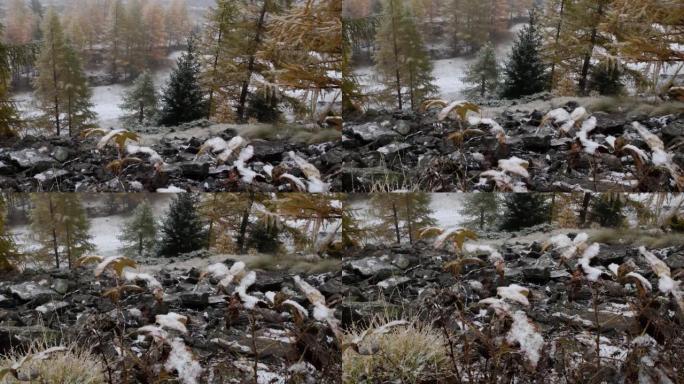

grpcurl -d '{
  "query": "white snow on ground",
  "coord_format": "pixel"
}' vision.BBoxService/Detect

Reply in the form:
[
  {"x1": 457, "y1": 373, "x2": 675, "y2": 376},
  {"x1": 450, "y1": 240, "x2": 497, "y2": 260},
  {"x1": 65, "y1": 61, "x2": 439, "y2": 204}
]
[
  {"x1": 11, "y1": 52, "x2": 178, "y2": 129},
  {"x1": 9, "y1": 197, "x2": 172, "y2": 258}
]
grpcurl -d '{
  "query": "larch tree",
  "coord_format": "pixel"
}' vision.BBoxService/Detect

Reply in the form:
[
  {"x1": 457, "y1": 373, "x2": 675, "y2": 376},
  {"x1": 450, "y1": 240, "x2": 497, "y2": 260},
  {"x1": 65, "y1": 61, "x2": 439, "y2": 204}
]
[
  {"x1": 447, "y1": 0, "x2": 491, "y2": 54},
  {"x1": 460, "y1": 193, "x2": 500, "y2": 230},
  {"x1": 105, "y1": 0, "x2": 128, "y2": 82},
  {"x1": 166, "y1": 0, "x2": 191, "y2": 48},
  {"x1": 0, "y1": 195, "x2": 20, "y2": 273},
  {"x1": 374, "y1": 0, "x2": 435, "y2": 110},
  {"x1": 267, "y1": 0, "x2": 343, "y2": 120},
  {"x1": 62, "y1": 43, "x2": 96, "y2": 135},
  {"x1": 201, "y1": 0, "x2": 241, "y2": 121},
  {"x1": 276, "y1": 193, "x2": 344, "y2": 253},
  {"x1": 199, "y1": 192, "x2": 267, "y2": 253},
  {"x1": 120, "y1": 71, "x2": 159, "y2": 125},
  {"x1": 3, "y1": 0, "x2": 36, "y2": 45},
  {"x1": 0, "y1": 23, "x2": 21, "y2": 139},
  {"x1": 234, "y1": 0, "x2": 279, "y2": 122},
  {"x1": 567, "y1": 0, "x2": 613, "y2": 95},
  {"x1": 159, "y1": 38, "x2": 208, "y2": 126},
  {"x1": 119, "y1": 200, "x2": 158, "y2": 257},
  {"x1": 158, "y1": 193, "x2": 207, "y2": 257},
  {"x1": 33, "y1": 8, "x2": 67, "y2": 135},
  {"x1": 541, "y1": 0, "x2": 568, "y2": 90},
  {"x1": 30, "y1": 194, "x2": 94, "y2": 269},
  {"x1": 142, "y1": 1, "x2": 168, "y2": 65},
  {"x1": 501, "y1": 10, "x2": 548, "y2": 99},
  {"x1": 464, "y1": 43, "x2": 500, "y2": 98},
  {"x1": 369, "y1": 193, "x2": 436, "y2": 244}
]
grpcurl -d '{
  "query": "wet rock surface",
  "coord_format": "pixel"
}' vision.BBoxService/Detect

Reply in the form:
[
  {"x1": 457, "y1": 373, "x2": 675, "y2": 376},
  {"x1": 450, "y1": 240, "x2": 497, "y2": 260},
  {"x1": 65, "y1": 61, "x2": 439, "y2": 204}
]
[
  {"x1": 0, "y1": 256, "x2": 342, "y2": 383},
  {"x1": 341, "y1": 103, "x2": 684, "y2": 192}
]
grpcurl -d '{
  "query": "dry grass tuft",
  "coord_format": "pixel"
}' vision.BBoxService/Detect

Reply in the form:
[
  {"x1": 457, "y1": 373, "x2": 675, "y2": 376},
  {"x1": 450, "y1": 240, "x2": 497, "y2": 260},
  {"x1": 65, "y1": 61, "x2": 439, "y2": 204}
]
[
  {"x1": 343, "y1": 316, "x2": 450, "y2": 384},
  {"x1": 1, "y1": 341, "x2": 105, "y2": 384}
]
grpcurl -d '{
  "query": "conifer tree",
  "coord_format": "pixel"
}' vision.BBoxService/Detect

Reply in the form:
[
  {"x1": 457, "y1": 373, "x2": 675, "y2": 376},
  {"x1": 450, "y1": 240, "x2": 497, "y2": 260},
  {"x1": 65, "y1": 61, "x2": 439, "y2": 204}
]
[
  {"x1": 34, "y1": 9, "x2": 95, "y2": 136},
  {"x1": 62, "y1": 44, "x2": 95, "y2": 135},
  {"x1": 0, "y1": 23, "x2": 20, "y2": 139},
  {"x1": 119, "y1": 200, "x2": 158, "y2": 257},
  {"x1": 201, "y1": 0, "x2": 240, "y2": 121},
  {"x1": 120, "y1": 71, "x2": 159, "y2": 125},
  {"x1": 34, "y1": 8, "x2": 67, "y2": 135},
  {"x1": 464, "y1": 43, "x2": 500, "y2": 98},
  {"x1": 106, "y1": 0, "x2": 127, "y2": 82},
  {"x1": 500, "y1": 194, "x2": 550, "y2": 231},
  {"x1": 159, "y1": 39, "x2": 207, "y2": 126},
  {"x1": 588, "y1": 58, "x2": 624, "y2": 96},
  {"x1": 30, "y1": 194, "x2": 94, "y2": 269},
  {"x1": 369, "y1": 193, "x2": 436, "y2": 244},
  {"x1": 266, "y1": 0, "x2": 342, "y2": 118},
  {"x1": 460, "y1": 193, "x2": 500, "y2": 230},
  {"x1": 0, "y1": 195, "x2": 19, "y2": 273},
  {"x1": 447, "y1": 0, "x2": 492, "y2": 54},
  {"x1": 158, "y1": 194, "x2": 207, "y2": 257},
  {"x1": 589, "y1": 193, "x2": 625, "y2": 228},
  {"x1": 374, "y1": 0, "x2": 436, "y2": 110},
  {"x1": 501, "y1": 10, "x2": 548, "y2": 99}
]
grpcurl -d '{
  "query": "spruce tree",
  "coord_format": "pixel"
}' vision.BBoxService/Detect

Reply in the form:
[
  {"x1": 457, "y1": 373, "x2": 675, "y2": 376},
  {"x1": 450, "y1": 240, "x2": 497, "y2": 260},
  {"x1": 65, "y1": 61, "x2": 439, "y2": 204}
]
[
  {"x1": 460, "y1": 193, "x2": 500, "y2": 230},
  {"x1": 589, "y1": 194, "x2": 625, "y2": 228},
  {"x1": 159, "y1": 39, "x2": 207, "y2": 126},
  {"x1": 500, "y1": 194, "x2": 550, "y2": 231},
  {"x1": 374, "y1": 0, "x2": 436, "y2": 110},
  {"x1": 158, "y1": 194, "x2": 207, "y2": 257},
  {"x1": 120, "y1": 71, "x2": 159, "y2": 125},
  {"x1": 588, "y1": 58, "x2": 623, "y2": 96},
  {"x1": 501, "y1": 11, "x2": 548, "y2": 99},
  {"x1": 464, "y1": 43, "x2": 500, "y2": 98},
  {"x1": 119, "y1": 200, "x2": 157, "y2": 257}
]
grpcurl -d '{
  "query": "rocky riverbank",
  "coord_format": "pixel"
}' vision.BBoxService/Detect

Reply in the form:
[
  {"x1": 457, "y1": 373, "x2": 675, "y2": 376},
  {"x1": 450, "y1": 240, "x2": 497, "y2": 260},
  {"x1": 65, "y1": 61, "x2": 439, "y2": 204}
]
[
  {"x1": 0, "y1": 122, "x2": 344, "y2": 193},
  {"x1": 0, "y1": 255, "x2": 343, "y2": 383},
  {"x1": 339, "y1": 234, "x2": 684, "y2": 382},
  {"x1": 341, "y1": 99, "x2": 684, "y2": 192}
]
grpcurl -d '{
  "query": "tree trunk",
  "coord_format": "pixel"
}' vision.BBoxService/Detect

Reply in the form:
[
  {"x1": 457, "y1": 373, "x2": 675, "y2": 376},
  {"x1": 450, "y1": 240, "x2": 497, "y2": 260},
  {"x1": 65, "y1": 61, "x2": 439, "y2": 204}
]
[
  {"x1": 48, "y1": 196, "x2": 60, "y2": 269},
  {"x1": 406, "y1": 200, "x2": 414, "y2": 244},
  {"x1": 578, "y1": 2, "x2": 604, "y2": 95},
  {"x1": 237, "y1": 0, "x2": 268, "y2": 122},
  {"x1": 237, "y1": 195, "x2": 255, "y2": 253},
  {"x1": 392, "y1": 202, "x2": 400, "y2": 244},
  {"x1": 479, "y1": 209, "x2": 485, "y2": 229},
  {"x1": 138, "y1": 232, "x2": 143, "y2": 256},
  {"x1": 389, "y1": 0, "x2": 403, "y2": 110},
  {"x1": 139, "y1": 100, "x2": 144, "y2": 123},
  {"x1": 67, "y1": 92, "x2": 72, "y2": 136},
  {"x1": 579, "y1": 193, "x2": 592, "y2": 227},
  {"x1": 207, "y1": 22, "x2": 224, "y2": 120},
  {"x1": 65, "y1": 224, "x2": 72, "y2": 269},
  {"x1": 50, "y1": 28, "x2": 61, "y2": 136},
  {"x1": 550, "y1": 0, "x2": 565, "y2": 89}
]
